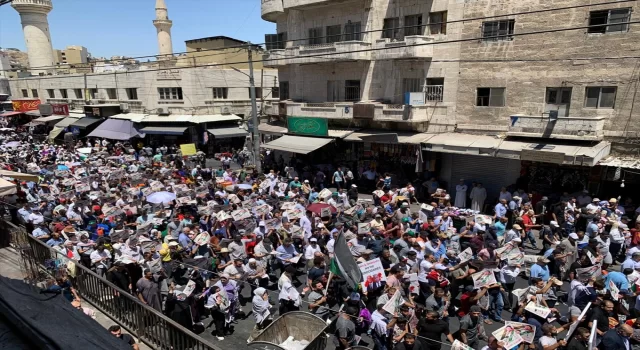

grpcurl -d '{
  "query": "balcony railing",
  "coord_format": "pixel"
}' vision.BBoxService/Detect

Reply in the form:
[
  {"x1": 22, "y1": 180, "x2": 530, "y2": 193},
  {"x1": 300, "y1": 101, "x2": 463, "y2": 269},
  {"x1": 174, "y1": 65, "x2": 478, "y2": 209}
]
[
  {"x1": 425, "y1": 85, "x2": 444, "y2": 102},
  {"x1": 345, "y1": 86, "x2": 361, "y2": 102}
]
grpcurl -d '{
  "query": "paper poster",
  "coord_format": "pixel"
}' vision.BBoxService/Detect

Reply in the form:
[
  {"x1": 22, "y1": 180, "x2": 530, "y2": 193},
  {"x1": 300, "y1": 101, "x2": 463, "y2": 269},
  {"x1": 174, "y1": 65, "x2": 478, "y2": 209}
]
[
  {"x1": 289, "y1": 225, "x2": 304, "y2": 238},
  {"x1": 216, "y1": 211, "x2": 232, "y2": 222},
  {"x1": 259, "y1": 179, "x2": 271, "y2": 190},
  {"x1": 405, "y1": 273, "x2": 420, "y2": 295},
  {"x1": 492, "y1": 325, "x2": 523, "y2": 349},
  {"x1": 182, "y1": 280, "x2": 196, "y2": 297},
  {"x1": 74, "y1": 183, "x2": 90, "y2": 193},
  {"x1": 358, "y1": 222, "x2": 371, "y2": 234},
  {"x1": 286, "y1": 208, "x2": 303, "y2": 220},
  {"x1": 180, "y1": 143, "x2": 197, "y2": 156},
  {"x1": 576, "y1": 264, "x2": 601, "y2": 280},
  {"x1": 319, "y1": 188, "x2": 332, "y2": 199},
  {"x1": 62, "y1": 178, "x2": 75, "y2": 187},
  {"x1": 525, "y1": 301, "x2": 551, "y2": 318},
  {"x1": 141, "y1": 187, "x2": 154, "y2": 197},
  {"x1": 320, "y1": 207, "x2": 332, "y2": 217},
  {"x1": 512, "y1": 288, "x2": 529, "y2": 304},
  {"x1": 507, "y1": 252, "x2": 525, "y2": 266},
  {"x1": 359, "y1": 258, "x2": 386, "y2": 292},
  {"x1": 231, "y1": 208, "x2": 252, "y2": 221},
  {"x1": 471, "y1": 269, "x2": 497, "y2": 289},
  {"x1": 609, "y1": 280, "x2": 620, "y2": 301},
  {"x1": 281, "y1": 202, "x2": 296, "y2": 210},
  {"x1": 382, "y1": 290, "x2": 403, "y2": 314},
  {"x1": 254, "y1": 204, "x2": 270, "y2": 216},
  {"x1": 451, "y1": 340, "x2": 474, "y2": 350},
  {"x1": 147, "y1": 258, "x2": 162, "y2": 274},
  {"x1": 55, "y1": 170, "x2": 71, "y2": 177},
  {"x1": 241, "y1": 199, "x2": 255, "y2": 208},
  {"x1": 194, "y1": 232, "x2": 209, "y2": 246},
  {"x1": 505, "y1": 321, "x2": 535, "y2": 344},
  {"x1": 372, "y1": 190, "x2": 385, "y2": 198},
  {"x1": 458, "y1": 247, "x2": 473, "y2": 263},
  {"x1": 176, "y1": 196, "x2": 193, "y2": 205},
  {"x1": 264, "y1": 218, "x2": 280, "y2": 230},
  {"x1": 289, "y1": 254, "x2": 302, "y2": 264}
]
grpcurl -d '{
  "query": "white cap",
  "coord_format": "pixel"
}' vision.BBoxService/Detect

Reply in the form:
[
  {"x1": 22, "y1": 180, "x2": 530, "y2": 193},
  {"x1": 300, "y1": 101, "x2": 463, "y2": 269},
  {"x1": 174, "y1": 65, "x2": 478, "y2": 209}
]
[
  {"x1": 351, "y1": 184, "x2": 357, "y2": 188},
  {"x1": 259, "y1": 221, "x2": 266, "y2": 226},
  {"x1": 550, "y1": 221, "x2": 559, "y2": 228},
  {"x1": 310, "y1": 238, "x2": 318, "y2": 242},
  {"x1": 168, "y1": 241, "x2": 179, "y2": 247},
  {"x1": 569, "y1": 232, "x2": 579, "y2": 240}
]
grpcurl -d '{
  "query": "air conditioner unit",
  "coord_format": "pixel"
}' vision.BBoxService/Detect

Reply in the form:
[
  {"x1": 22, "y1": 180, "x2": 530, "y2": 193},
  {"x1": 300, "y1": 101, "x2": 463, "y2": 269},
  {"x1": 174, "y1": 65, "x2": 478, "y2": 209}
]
[
  {"x1": 220, "y1": 106, "x2": 231, "y2": 115},
  {"x1": 119, "y1": 103, "x2": 130, "y2": 112},
  {"x1": 90, "y1": 99, "x2": 100, "y2": 105},
  {"x1": 157, "y1": 107, "x2": 170, "y2": 115}
]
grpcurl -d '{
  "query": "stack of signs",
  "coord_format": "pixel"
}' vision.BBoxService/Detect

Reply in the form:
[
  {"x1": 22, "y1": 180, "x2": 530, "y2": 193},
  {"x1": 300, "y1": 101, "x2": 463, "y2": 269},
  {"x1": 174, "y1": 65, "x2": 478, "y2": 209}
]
[
  {"x1": 286, "y1": 208, "x2": 303, "y2": 220},
  {"x1": 231, "y1": 208, "x2": 252, "y2": 221},
  {"x1": 458, "y1": 248, "x2": 473, "y2": 263},
  {"x1": 358, "y1": 258, "x2": 386, "y2": 292},
  {"x1": 319, "y1": 188, "x2": 332, "y2": 199},
  {"x1": 506, "y1": 322, "x2": 535, "y2": 344},
  {"x1": 507, "y1": 252, "x2": 525, "y2": 266},
  {"x1": 358, "y1": 222, "x2": 371, "y2": 234},
  {"x1": 576, "y1": 264, "x2": 601, "y2": 280},
  {"x1": 289, "y1": 225, "x2": 304, "y2": 238},
  {"x1": 524, "y1": 301, "x2": 551, "y2": 318},
  {"x1": 492, "y1": 325, "x2": 523, "y2": 349},
  {"x1": 471, "y1": 269, "x2": 498, "y2": 289}
]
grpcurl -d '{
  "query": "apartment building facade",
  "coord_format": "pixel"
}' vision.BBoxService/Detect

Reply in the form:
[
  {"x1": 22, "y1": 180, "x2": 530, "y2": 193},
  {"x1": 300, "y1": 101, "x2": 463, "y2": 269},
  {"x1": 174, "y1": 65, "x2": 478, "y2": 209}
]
[{"x1": 7, "y1": 66, "x2": 279, "y2": 118}]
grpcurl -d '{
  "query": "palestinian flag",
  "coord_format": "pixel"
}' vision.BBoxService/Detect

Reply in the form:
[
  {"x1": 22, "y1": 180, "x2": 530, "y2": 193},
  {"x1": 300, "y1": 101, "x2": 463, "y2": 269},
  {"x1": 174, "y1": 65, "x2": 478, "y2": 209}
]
[{"x1": 330, "y1": 232, "x2": 362, "y2": 290}]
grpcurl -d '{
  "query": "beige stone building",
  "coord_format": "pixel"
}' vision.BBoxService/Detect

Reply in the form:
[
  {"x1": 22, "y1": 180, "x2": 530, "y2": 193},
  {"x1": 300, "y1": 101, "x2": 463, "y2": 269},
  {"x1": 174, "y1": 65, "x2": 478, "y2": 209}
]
[
  {"x1": 179, "y1": 36, "x2": 267, "y2": 70},
  {"x1": 53, "y1": 46, "x2": 89, "y2": 65}
]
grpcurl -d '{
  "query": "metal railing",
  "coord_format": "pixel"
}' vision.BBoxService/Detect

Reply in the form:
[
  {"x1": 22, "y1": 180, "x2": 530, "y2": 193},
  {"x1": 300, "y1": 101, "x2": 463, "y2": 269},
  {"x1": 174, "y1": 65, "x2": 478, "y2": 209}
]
[
  {"x1": 345, "y1": 86, "x2": 361, "y2": 102},
  {"x1": 8, "y1": 222, "x2": 221, "y2": 350},
  {"x1": 425, "y1": 85, "x2": 444, "y2": 102}
]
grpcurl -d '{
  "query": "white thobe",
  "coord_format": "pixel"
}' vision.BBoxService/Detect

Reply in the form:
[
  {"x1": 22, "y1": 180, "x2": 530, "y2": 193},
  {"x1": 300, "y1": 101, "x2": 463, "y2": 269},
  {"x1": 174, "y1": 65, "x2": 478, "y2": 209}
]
[
  {"x1": 455, "y1": 184, "x2": 467, "y2": 208},
  {"x1": 470, "y1": 187, "x2": 487, "y2": 212}
]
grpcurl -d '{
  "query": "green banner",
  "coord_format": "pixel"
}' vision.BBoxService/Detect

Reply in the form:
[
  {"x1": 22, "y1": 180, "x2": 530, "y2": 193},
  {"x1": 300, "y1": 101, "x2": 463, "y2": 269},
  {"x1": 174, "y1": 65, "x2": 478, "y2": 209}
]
[{"x1": 287, "y1": 116, "x2": 329, "y2": 137}]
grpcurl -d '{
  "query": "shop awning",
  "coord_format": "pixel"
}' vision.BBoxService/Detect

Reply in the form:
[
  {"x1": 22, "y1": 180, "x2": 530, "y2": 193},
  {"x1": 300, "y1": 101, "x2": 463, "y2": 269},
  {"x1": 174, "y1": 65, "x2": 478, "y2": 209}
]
[
  {"x1": 70, "y1": 117, "x2": 103, "y2": 129},
  {"x1": 33, "y1": 115, "x2": 66, "y2": 124},
  {"x1": 258, "y1": 123, "x2": 287, "y2": 135},
  {"x1": 87, "y1": 119, "x2": 144, "y2": 140},
  {"x1": 345, "y1": 130, "x2": 432, "y2": 144},
  {"x1": 207, "y1": 127, "x2": 249, "y2": 139},
  {"x1": 54, "y1": 116, "x2": 82, "y2": 128},
  {"x1": 422, "y1": 133, "x2": 501, "y2": 156},
  {"x1": 109, "y1": 113, "x2": 148, "y2": 123},
  {"x1": 0, "y1": 111, "x2": 22, "y2": 117},
  {"x1": 48, "y1": 127, "x2": 64, "y2": 142},
  {"x1": 261, "y1": 135, "x2": 333, "y2": 154},
  {"x1": 0, "y1": 170, "x2": 39, "y2": 182},
  {"x1": 598, "y1": 156, "x2": 640, "y2": 170},
  {"x1": 191, "y1": 114, "x2": 242, "y2": 124},
  {"x1": 140, "y1": 126, "x2": 188, "y2": 135},
  {"x1": 328, "y1": 129, "x2": 358, "y2": 139},
  {"x1": 0, "y1": 178, "x2": 17, "y2": 196}
]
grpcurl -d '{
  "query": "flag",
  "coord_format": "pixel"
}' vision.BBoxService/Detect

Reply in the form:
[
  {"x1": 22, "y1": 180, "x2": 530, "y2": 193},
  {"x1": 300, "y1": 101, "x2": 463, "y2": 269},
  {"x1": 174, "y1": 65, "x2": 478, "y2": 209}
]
[{"x1": 332, "y1": 232, "x2": 363, "y2": 290}]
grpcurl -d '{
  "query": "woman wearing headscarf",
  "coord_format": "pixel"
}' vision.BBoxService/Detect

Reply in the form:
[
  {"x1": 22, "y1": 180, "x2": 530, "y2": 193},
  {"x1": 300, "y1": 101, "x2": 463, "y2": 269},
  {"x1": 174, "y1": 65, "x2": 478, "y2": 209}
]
[
  {"x1": 248, "y1": 287, "x2": 273, "y2": 342},
  {"x1": 213, "y1": 274, "x2": 239, "y2": 324}
]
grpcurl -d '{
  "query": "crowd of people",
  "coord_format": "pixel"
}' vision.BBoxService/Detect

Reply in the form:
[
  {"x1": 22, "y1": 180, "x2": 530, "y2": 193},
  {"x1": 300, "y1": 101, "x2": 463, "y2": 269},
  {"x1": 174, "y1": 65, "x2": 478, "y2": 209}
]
[{"x1": 3, "y1": 133, "x2": 640, "y2": 350}]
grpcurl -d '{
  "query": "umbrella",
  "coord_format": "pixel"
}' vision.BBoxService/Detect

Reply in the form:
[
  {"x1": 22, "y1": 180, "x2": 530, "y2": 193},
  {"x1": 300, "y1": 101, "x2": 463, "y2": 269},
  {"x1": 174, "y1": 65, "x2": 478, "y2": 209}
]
[
  {"x1": 306, "y1": 203, "x2": 337, "y2": 215},
  {"x1": 236, "y1": 184, "x2": 252, "y2": 190},
  {"x1": 146, "y1": 191, "x2": 177, "y2": 204},
  {"x1": 4, "y1": 141, "x2": 20, "y2": 148},
  {"x1": 57, "y1": 165, "x2": 70, "y2": 171}
]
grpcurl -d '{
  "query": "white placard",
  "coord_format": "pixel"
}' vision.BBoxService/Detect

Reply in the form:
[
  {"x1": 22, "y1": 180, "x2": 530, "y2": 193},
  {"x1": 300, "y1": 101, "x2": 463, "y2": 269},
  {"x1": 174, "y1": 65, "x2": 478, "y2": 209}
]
[
  {"x1": 471, "y1": 269, "x2": 497, "y2": 289},
  {"x1": 358, "y1": 258, "x2": 386, "y2": 292}
]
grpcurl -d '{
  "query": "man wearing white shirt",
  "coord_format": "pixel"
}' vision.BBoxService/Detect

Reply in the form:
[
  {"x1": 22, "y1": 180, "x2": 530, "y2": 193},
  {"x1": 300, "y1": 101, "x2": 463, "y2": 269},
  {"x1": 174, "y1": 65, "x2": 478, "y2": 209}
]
[
  {"x1": 299, "y1": 213, "x2": 313, "y2": 240},
  {"x1": 304, "y1": 238, "x2": 322, "y2": 261},
  {"x1": 90, "y1": 244, "x2": 112, "y2": 276},
  {"x1": 28, "y1": 209, "x2": 44, "y2": 225}
]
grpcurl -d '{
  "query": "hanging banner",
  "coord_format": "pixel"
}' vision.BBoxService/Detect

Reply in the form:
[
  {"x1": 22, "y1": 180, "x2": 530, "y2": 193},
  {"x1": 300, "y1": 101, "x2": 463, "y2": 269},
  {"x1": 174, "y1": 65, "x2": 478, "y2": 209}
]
[{"x1": 12, "y1": 99, "x2": 41, "y2": 112}]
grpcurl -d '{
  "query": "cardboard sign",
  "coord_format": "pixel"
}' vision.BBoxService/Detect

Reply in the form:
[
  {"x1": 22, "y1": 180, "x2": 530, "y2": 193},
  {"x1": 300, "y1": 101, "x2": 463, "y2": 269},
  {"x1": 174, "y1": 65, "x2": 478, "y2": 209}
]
[
  {"x1": 180, "y1": 143, "x2": 197, "y2": 156},
  {"x1": 471, "y1": 269, "x2": 497, "y2": 289},
  {"x1": 357, "y1": 222, "x2": 371, "y2": 234},
  {"x1": 359, "y1": 258, "x2": 386, "y2": 292},
  {"x1": 231, "y1": 208, "x2": 252, "y2": 221}
]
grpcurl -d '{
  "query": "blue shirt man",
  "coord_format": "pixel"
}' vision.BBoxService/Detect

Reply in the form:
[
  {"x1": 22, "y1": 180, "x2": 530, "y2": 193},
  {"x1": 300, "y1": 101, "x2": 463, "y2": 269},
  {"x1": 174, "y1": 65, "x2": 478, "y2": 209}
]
[
  {"x1": 46, "y1": 236, "x2": 65, "y2": 247},
  {"x1": 178, "y1": 231, "x2": 192, "y2": 249},
  {"x1": 494, "y1": 220, "x2": 506, "y2": 238},
  {"x1": 494, "y1": 202, "x2": 507, "y2": 219},
  {"x1": 529, "y1": 258, "x2": 550, "y2": 283},
  {"x1": 276, "y1": 240, "x2": 298, "y2": 265},
  {"x1": 586, "y1": 219, "x2": 599, "y2": 238},
  {"x1": 604, "y1": 271, "x2": 631, "y2": 294}
]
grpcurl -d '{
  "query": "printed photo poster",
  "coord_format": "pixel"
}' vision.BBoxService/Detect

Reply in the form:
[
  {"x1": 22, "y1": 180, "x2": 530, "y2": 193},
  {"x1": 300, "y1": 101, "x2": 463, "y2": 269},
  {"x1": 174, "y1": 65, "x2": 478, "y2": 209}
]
[
  {"x1": 231, "y1": 208, "x2": 252, "y2": 221},
  {"x1": 241, "y1": 199, "x2": 256, "y2": 208},
  {"x1": 194, "y1": 232, "x2": 210, "y2": 246},
  {"x1": 458, "y1": 247, "x2": 474, "y2": 263},
  {"x1": 505, "y1": 322, "x2": 535, "y2": 344},
  {"x1": 492, "y1": 326, "x2": 523, "y2": 349},
  {"x1": 182, "y1": 280, "x2": 196, "y2": 297},
  {"x1": 525, "y1": 301, "x2": 551, "y2": 318},
  {"x1": 507, "y1": 252, "x2": 525, "y2": 266},
  {"x1": 405, "y1": 273, "x2": 420, "y2": 295},
  {"x1": 254, "y1": 204, "x2": 270, "y2": 216},
  {"x1": 471, "y1": 269, "x2": 497, "y2": 289},
  {"x1": 289, "y1": 225, "x2": 304, "y2": 239},
  {"x1": 74, "y1": 183, "x2": 90, "y2": 193},
  {"x1": 141, "y1": 187, "x2": 154, "y2": 197},
  {"x1": 177, "y1": 196, "x2": 193, "y2": 205},
  {"x1": 259, "y1": 179, "x2": 271, "y2": 190},
  {"x1": 320, "y1": 207, "x2": 332, "y2": 217},
  {"x1": 609, "y1": 280, "x2": 620, "y2": 301},
  {"x1": 576, "y1": 264, "x2": 601, "y2": 280},
  {"x1": 372, "y1": 190, "x2": 385, "y2": 198},
  {"x1": 215, "y1": 211, "x2": 232, "y2": 222},
  {"x1": 512, "y1": 288, "x2": 529, "y2": 304},
  {"x1": 264, "y1": 218, "x2": 280, "y2": 230},
  {"x1": 358, "y1": 258, "x2": 386, "y2": 292},
  {"x1": 451, "y1": 340, "x2": 474, "y2": 350},
  {"x1": 278, "y1": 182, "x2": 288, "y2": 192},
  {"x1": 382, "y1": 289, "x2": 403, "y2": 315},
  {"x1": 286, "y1": 208, "x2": 304, "y2": 220},
  {"x1": 281, "y1": 202, "x2": 296, "y2": 210},
  {"x1": 358, "y1": 222, "x2": 372, "y2": 234},
  {"x1": 319, "y1": 188, "x2": 332, "y2": 199}
]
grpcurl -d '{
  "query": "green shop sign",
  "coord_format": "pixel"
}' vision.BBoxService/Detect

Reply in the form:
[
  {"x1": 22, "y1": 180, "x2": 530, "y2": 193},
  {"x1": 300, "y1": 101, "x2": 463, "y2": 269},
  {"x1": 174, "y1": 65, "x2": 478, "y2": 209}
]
[{"x1": 287, "y1": 116, "x2": 328, "y2": 137}]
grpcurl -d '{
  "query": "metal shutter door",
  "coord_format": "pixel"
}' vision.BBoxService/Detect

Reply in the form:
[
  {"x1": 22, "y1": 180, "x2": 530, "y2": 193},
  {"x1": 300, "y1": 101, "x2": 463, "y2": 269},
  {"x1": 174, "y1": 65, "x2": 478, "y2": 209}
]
[{"x1": 449, "y1": 154, "x2": 521, "y2": 203}]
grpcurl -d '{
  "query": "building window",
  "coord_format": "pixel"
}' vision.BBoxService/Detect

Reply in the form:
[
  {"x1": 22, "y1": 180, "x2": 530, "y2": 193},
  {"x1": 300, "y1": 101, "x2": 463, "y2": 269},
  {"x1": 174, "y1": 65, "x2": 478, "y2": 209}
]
[
  {"x1": 74, "y1": 89, "x2": 83, "y2": 99},
  {"x1": 326, "y1": 25, "x2": 342, "y2": 44},
  {"x1": 31, "y1": 89, "x2": 38, "y2": 98},
  {"x1": 279, "y1": 81, "x2": 289, "y2": 100},
  {"x1": 249, "y1": 87, "x2": 262, "y2": 99},
  {"x1": 428, "y1": 11, "x2": 447, "y2": 35},
  {"x1": 212, "y1": 87, "x2": 228, "y2": 99},
  {"x1": 125, "y1": 88, "x2": 138, "y2": 100},
  {"x1": 584, "y1": 86, "x2": 617, "y2": 108},
  {"x1": 345, "y1": 80, "x2": 361, "y2": 101},
  {"x1": 588, "y1": 8, "x2": 631, "y2": 34},
  {"x1": 482, "y1": 20, "x2": 515, "y2": 41},
  {"x1": 403, "y1": 78, "x2": 424, "y2": 94},
  {"x1": 60, "y1": 89, "x2": 68, "y2": 98},
  {"x1": 344, "y1": 21, "x2": 362, "y2": 41},
  {"x1": 327, "y1": 80, "x2": 340, "y2": 102},
  {"x1": 476, "y1": 87, "x2": 505, "y2": 107},
  {"x1": 426, "y1": 78, "x2": 445, "y2": 102},
  {"x1": 89, "y1": 88, "x2": 97, "y2": 99},
  {"x1": 308, "y1": 27, "x2": 324, "y2": 45},
  {"x1": 546, "y1": 87, "x2": 572, "y2": 104},
  {"x1": 382, "y1": 17, "x2": 400, "y2": 40},
  {"x1": 21, "y1": 89, "x2": 28, "y2": 98},
  {"x1": 47, "y1": 89, "x2": 55, "y2": 98},
  {"x1": 158, "y1": 87, "x2": 183, "y2": 100},
  {"x1": 265, "y1": 32, "x2": 287, "y2": 50},
  {"x1": 404, "y1": 15, "x2": 423, "y2": 36},
  {"x1": 106, "y1": 88, "x2": 117, "y2": 99},
  {"x1": 271, "y1": 87, "x2": 280, "y2": 99}
]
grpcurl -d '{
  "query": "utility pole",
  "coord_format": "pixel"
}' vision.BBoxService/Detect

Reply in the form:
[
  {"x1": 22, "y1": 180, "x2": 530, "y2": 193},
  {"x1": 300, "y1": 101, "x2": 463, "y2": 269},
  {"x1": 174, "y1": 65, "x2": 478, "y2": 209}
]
[
  {"x1": 83, "y1": 73, "x2": 89, "y2": 104},
  {"x1": 247, "y1": 43, "x2": 262, "y2": 173}
]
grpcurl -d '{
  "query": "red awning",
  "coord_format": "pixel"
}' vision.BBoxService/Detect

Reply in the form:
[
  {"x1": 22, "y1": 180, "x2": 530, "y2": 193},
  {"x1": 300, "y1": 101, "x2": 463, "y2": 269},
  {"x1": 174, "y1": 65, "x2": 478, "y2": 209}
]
[{"x1": 0, "y1": 111, "x2": 23, "y2": 117}]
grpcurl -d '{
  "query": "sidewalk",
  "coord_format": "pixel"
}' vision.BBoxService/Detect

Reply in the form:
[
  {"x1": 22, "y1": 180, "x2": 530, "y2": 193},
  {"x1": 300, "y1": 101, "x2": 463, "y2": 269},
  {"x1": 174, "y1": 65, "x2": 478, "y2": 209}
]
[{"x1": 0, "y1": 247, "x2": 151, "y2": 350}]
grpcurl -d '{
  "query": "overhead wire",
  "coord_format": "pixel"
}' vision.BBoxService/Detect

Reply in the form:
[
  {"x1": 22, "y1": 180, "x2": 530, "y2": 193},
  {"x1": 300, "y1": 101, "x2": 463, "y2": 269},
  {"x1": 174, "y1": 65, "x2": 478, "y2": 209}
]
[{"x1": 4, "y1": 0, "x2": 636, "y2": 72}]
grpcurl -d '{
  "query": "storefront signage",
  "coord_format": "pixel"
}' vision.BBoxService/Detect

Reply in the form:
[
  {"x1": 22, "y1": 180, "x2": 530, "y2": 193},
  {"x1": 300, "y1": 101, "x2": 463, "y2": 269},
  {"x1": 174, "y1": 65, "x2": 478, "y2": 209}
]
[
  {"x1": 12, "y1": 99, "x2": 41, "y2": 112},
  {"x1": 52, "y1": 104, "x2": 69, "y2": 116},
  {"x1": 287, "y1": 116, "x2": 328, "y2": 137},
  {"x1": 157, "y1": 69, "x2": 181, "y2": 80},
  {"x1": 520, "y1": 149, "x2": 565, "y2": 164}
]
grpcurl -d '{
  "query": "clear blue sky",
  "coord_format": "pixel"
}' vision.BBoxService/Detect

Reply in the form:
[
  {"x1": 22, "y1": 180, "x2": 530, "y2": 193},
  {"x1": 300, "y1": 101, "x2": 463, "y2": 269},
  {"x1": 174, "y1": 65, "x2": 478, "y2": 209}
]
[{"x1": 0, "y1": 0, "x2": 275, "y2": 58}]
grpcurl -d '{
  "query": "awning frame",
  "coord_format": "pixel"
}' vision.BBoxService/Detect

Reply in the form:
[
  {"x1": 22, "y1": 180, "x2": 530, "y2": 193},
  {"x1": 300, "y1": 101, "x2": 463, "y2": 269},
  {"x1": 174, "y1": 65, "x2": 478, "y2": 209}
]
[{"x1": 261, "y1": 135, "x2": 334, "y2": 154}]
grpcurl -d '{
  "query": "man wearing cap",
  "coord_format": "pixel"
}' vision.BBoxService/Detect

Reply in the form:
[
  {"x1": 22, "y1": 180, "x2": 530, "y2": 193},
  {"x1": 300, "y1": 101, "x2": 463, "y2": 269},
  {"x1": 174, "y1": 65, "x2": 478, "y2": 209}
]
[
  {"x1": 459, "y1": 305, "x2": 487, "y2": 349},
  {"x1": 530, "y1": 256, "x2": 551, "y2": 283},
  {"x1": 560, "y1": 232, "x2": 579, "y2": 276},
  {"x1": 304, "y1": 238, "x2": 322, "y2": 262}
]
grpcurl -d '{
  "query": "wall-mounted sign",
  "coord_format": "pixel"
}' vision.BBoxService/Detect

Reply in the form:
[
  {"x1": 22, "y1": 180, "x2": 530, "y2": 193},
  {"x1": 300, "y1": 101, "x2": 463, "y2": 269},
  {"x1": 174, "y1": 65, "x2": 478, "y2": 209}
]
[
  {"x1": 157, "y1": 69, "x2": 181, "y2": 80},
  {"x1": 287, "y1": 116, "x2": 328, "y2": 137},
  {"x1": 52, "y1": 104, "x2": 69, "y2": 115},
  {"x1": 12, "y1": 99, "x2": 41, "y2": 112},
  {"x1": 520, "y1": 149, "x2": 565, "y2": 164}
]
